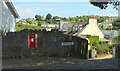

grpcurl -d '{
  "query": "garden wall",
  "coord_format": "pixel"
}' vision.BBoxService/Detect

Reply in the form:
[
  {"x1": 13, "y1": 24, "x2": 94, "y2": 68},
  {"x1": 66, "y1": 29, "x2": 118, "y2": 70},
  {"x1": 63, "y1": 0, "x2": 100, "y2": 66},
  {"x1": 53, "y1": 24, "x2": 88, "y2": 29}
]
[
  {"x1": 115, "y1": 44, "x2": 120, "y2": 58},
  {"x1": 2, "y1": 29, "x2": 88, "y2": 59}
]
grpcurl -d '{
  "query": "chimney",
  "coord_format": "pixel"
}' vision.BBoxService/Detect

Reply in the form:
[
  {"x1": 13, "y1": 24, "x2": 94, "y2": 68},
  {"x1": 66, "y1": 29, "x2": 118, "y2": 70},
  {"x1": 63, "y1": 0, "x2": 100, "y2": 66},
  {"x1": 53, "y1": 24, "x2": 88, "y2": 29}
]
[{"x1": 91, "y1": 16, "x2": 95, "y2": 19}]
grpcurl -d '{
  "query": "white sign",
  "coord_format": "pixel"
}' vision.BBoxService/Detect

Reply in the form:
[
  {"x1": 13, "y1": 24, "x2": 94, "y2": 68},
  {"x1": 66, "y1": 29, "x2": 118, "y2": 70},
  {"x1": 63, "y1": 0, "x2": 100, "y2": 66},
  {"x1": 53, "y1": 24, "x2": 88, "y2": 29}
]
[{"x1": 61, "y1": 42, "x2": 74, "y2": 46}]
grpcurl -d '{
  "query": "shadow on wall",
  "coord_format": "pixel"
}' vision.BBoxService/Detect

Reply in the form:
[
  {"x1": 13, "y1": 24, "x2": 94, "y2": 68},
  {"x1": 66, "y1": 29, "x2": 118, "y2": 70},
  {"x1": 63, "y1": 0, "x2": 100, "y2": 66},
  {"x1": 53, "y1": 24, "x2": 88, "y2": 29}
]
[{"x1": 2, "y1": 29, "x2": 88, "y2": 59}]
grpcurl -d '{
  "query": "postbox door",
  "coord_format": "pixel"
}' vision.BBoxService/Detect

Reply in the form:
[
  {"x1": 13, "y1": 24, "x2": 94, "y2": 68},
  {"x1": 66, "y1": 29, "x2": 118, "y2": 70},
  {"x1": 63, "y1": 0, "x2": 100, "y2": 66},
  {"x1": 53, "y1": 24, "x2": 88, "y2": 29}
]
[{"x1": 29, "y1": 34, "x2": 36, "y2": 48}]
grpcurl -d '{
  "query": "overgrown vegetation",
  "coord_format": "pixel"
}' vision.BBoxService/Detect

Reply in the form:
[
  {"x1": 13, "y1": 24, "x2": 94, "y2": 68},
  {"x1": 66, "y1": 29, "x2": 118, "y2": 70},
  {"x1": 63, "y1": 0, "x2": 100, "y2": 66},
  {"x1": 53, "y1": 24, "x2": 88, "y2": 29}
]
[
  {"x1": 16, "y1": 22, "x2": 45, "y2": 32},
  {"x1": 112, "y1": 17, "x2": 120, "y2": 30},
  {"x1": 88, "y1": 36, "x2": 112, "y2": 55},
  {"x1": 0, "y1": 27, "x2": 9, "y2": 36}
]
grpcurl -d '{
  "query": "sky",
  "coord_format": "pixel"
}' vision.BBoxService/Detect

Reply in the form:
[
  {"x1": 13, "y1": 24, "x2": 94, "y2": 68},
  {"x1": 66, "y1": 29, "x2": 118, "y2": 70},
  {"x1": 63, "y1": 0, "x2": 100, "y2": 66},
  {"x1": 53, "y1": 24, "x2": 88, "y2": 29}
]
[{"x1": 12, "y1": 0, "x2": 118, "y2": 20}]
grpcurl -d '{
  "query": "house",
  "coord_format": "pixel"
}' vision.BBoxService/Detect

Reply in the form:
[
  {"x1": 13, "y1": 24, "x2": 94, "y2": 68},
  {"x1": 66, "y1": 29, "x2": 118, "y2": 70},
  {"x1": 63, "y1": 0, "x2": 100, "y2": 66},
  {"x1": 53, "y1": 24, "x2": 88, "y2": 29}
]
[
  {"x1": 41, "y1": 24, "x2": 58, "y2": 28},
  {"x1": 98, "y1": 21, "x2": 113, "y2": 30},
  {"x1": 75, "y1": 18, "x2": 104, "y2": 39},
  {"x1": 41, "y1": 24, "x2": 58, "y2": 31},
  {"x1": 58, "y1": 20, "x2": 72, "y2": 31},
  {"x1": 102, "y1": 30, "x2": 119, "y2": 38},
  {"x1": 61, "y1": 21, "x2": 88, "y2": 34},
  {"x1": 0, "y1": 0, "x2": 19, "y2": 32},
  {"x1": 102, "y1": 30, "x2": 111, "y2": 37}
]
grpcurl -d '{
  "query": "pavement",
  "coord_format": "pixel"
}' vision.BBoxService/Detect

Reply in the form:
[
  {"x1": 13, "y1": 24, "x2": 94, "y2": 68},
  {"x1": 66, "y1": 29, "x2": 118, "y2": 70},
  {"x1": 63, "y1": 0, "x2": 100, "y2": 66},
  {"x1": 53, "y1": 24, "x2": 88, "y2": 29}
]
[{"x1": 2, "y1": 54, "x2": 120, "y2": 69}]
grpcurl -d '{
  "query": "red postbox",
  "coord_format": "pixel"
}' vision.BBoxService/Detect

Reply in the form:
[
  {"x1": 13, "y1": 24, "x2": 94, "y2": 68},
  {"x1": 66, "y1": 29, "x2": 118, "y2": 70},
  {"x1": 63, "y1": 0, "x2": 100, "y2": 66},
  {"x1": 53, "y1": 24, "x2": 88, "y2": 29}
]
[{"x1": 29, "y1": 34, "x2": 36, "y2": 48}]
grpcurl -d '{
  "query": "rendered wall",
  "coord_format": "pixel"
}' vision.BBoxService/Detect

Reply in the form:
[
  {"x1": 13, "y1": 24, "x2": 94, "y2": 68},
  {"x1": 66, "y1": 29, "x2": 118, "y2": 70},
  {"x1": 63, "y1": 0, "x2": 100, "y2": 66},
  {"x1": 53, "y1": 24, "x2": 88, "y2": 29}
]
[
  {"x1": 0, "y1": 0, "x2": 2, "y2": 30},
  {"x1": 1, "y1": 1, "x2": 16, "y2": 32},
  {"x1": 79, "y1": 19, "x2": 104, "y2": 38}
]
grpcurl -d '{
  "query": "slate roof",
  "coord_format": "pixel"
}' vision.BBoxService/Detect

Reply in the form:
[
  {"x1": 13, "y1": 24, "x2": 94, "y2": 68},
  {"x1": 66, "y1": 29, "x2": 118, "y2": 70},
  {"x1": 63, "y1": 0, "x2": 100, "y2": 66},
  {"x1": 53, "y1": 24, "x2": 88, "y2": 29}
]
[{"x1": 63, "y1": 21, "x2": 88, "y2": 35}]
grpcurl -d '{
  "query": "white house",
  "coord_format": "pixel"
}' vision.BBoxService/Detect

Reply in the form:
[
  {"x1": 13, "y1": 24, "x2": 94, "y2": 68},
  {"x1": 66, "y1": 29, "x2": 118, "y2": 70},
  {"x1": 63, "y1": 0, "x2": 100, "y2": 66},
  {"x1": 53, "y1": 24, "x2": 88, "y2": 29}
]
[
  {"x1": 0, "y1": 0, "x2": 19, "y2": 32},
  {"x1": 77, "y1": 18, "x2": 104, "y2": 39}
]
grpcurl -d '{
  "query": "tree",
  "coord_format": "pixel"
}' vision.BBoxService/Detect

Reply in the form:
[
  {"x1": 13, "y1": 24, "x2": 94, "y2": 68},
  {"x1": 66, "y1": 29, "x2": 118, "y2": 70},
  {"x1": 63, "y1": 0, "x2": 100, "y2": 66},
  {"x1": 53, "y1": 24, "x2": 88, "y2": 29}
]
[
  {"x1": 26, "y1": 19, "x2": 33, "y2": 24},
  {"x1": 114, "y1": 36, "x2": 120, "y2": 42},
  {"x1": 53, "y1": 16, "x2": 59, "y2": 20},
  {"x1": 90, "y1": 0, "x2": 119, "y2": 10},
  {"x1": 53, "y1": 16, "x2": 59, "y2": 24},
  {"x1": 46, "y1": 13, "x2": 52, "y2": 20},
  {"x1": 74, "y1": 17, "x2": 79, "y2": 22},
  {"x1": 37, "y1": 21, "x2": 42, "y2": 26},
  {"x1": 97, "y1": 17, "x2": 106, "y2": 23},
  {"x1": 113, "y1": 17, "x2": 120, "y2": 29},
  {"x1": 80, "y1": 18, "x2": 85, "y2": 22},
  {"x1": 88, "y1": 36, "x2": 99, "y2": 49},
  {"x1": 63, "y1": 17, "x2": 67, "y2": 20},
  {"x1": 35, "y1": 15, "x2": 42, "y2": 21},
  {"x1": 69, "y1": 17, "x2": 74, "y2": 21},
  {"x1": 83, "y1": 16, "x2": 88, "y2": 21}
]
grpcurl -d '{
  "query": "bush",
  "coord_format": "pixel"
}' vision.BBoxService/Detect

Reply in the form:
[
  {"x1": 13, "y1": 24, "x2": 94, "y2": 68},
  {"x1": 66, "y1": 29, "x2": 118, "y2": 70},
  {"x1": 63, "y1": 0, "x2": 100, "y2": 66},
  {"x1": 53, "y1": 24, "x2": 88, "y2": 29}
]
[
  {"x1": 16, "y1": 22, "x2": 45, "y2": 31},
  {"x1": 97, "y1": 43, "x2": 112, "y2": 54},
  {"x1": 88, "y1": 36, "x2": 112, "y2": 55}
]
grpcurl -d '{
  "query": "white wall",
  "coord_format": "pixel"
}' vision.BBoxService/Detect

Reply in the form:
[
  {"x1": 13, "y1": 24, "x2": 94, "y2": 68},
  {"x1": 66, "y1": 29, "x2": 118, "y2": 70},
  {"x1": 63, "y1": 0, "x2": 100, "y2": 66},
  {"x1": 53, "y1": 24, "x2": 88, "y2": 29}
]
[
  {"x1": 0, "y1": 1, "x2": 2, "y2": 30},
  {"x1": 119, "y1": 29, "x2": 120, "y2": 35},
  {"x1": 1, "y1": 1, "x2": 16, "y2": 32},
  {"x1": 80, "y1": 19, "x2": 104, "y2": 38}
]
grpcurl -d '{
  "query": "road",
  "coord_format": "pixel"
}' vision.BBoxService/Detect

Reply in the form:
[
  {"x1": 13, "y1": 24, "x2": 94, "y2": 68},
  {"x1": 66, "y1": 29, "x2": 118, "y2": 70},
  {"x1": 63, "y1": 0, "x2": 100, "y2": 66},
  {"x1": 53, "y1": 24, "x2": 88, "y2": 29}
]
[{"x1": 2, "y1": 55, "x2": 119, "y2": 69}]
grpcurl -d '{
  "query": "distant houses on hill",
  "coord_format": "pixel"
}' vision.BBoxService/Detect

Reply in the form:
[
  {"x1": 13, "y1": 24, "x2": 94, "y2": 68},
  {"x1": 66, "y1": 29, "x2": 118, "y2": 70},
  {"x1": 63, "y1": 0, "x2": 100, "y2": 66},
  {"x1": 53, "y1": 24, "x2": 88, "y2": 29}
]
[
  {"x1": 41, "y1": 24, "x2": 58, "y2": 31},
  {"x1": 102, "y1": 30, "x2": 119, "y2": 38}
]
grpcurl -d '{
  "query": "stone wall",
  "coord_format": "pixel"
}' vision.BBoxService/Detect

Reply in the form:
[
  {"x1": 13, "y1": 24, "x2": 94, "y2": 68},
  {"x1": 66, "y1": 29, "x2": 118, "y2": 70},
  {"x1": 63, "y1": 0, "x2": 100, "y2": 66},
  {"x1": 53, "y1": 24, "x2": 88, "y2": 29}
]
[
  {"x1": 2, "y1": 29, "x2": 88, "y2": 59},
  {"x1": 115, "y1": 44, "x2": 120, "y2": 58}
]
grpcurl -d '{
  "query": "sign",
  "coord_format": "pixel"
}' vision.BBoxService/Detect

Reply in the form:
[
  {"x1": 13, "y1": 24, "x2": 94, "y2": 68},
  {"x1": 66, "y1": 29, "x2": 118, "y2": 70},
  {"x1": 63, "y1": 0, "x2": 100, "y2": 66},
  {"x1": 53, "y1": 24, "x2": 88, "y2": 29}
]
[{"x1": 61, "y1": 42, "x2": 74, "y2": 46}]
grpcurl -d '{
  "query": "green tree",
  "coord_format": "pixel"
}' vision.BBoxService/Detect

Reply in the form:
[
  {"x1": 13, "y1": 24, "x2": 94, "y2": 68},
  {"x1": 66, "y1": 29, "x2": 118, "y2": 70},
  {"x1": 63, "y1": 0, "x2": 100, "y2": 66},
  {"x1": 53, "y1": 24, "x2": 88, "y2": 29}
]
[
  {"x1": 114, "y1": 36, "x2": 120, "y2": 42},
  {"x1": 69, "y1": 17, "x2": 74, "y2": 21},
  {"x1": 53, "y1": 16, "x2": 59, "y2": 24},
  {"x1": 75, "y1": 17, "x2": 79, "y2": 22},
  {"x1": 83, "y1": 16, "x2": 88, "y2": 21},
  {"x1": 53, "y1": 16, "x2": 59, "y2": 20},
  {"x1": 97, "y1": 17, "x2": 106, "y2": 23},
  {"x1": 63, "y1": 17, "x2": 67, "y2": 20},
  {"x1": 46, "y1": 13, "x2": 52, "y2": 20},
  {"x1": 35, "y1": 15, "x2": 42, "y2": 21},
  {"x1": 88, "y1": 36, "x2": 99, "y2": 49},
  {"x1": 90, "y1": 0, "x2": 119, "y2": 10},
  {"x1": 80, "y1": 18, "x2": 85, "y2": 22},
  {"x1": 113, "y1": 17, "x2": 120, "y2": 29}
]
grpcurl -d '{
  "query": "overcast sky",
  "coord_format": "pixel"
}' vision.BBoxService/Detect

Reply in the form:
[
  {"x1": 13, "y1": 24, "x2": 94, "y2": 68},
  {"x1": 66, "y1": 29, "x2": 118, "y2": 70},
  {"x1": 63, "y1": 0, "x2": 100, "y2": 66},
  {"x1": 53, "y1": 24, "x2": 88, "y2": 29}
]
[{"x1": 12, "y1": 0, "x2": 118, "y2": 20}]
